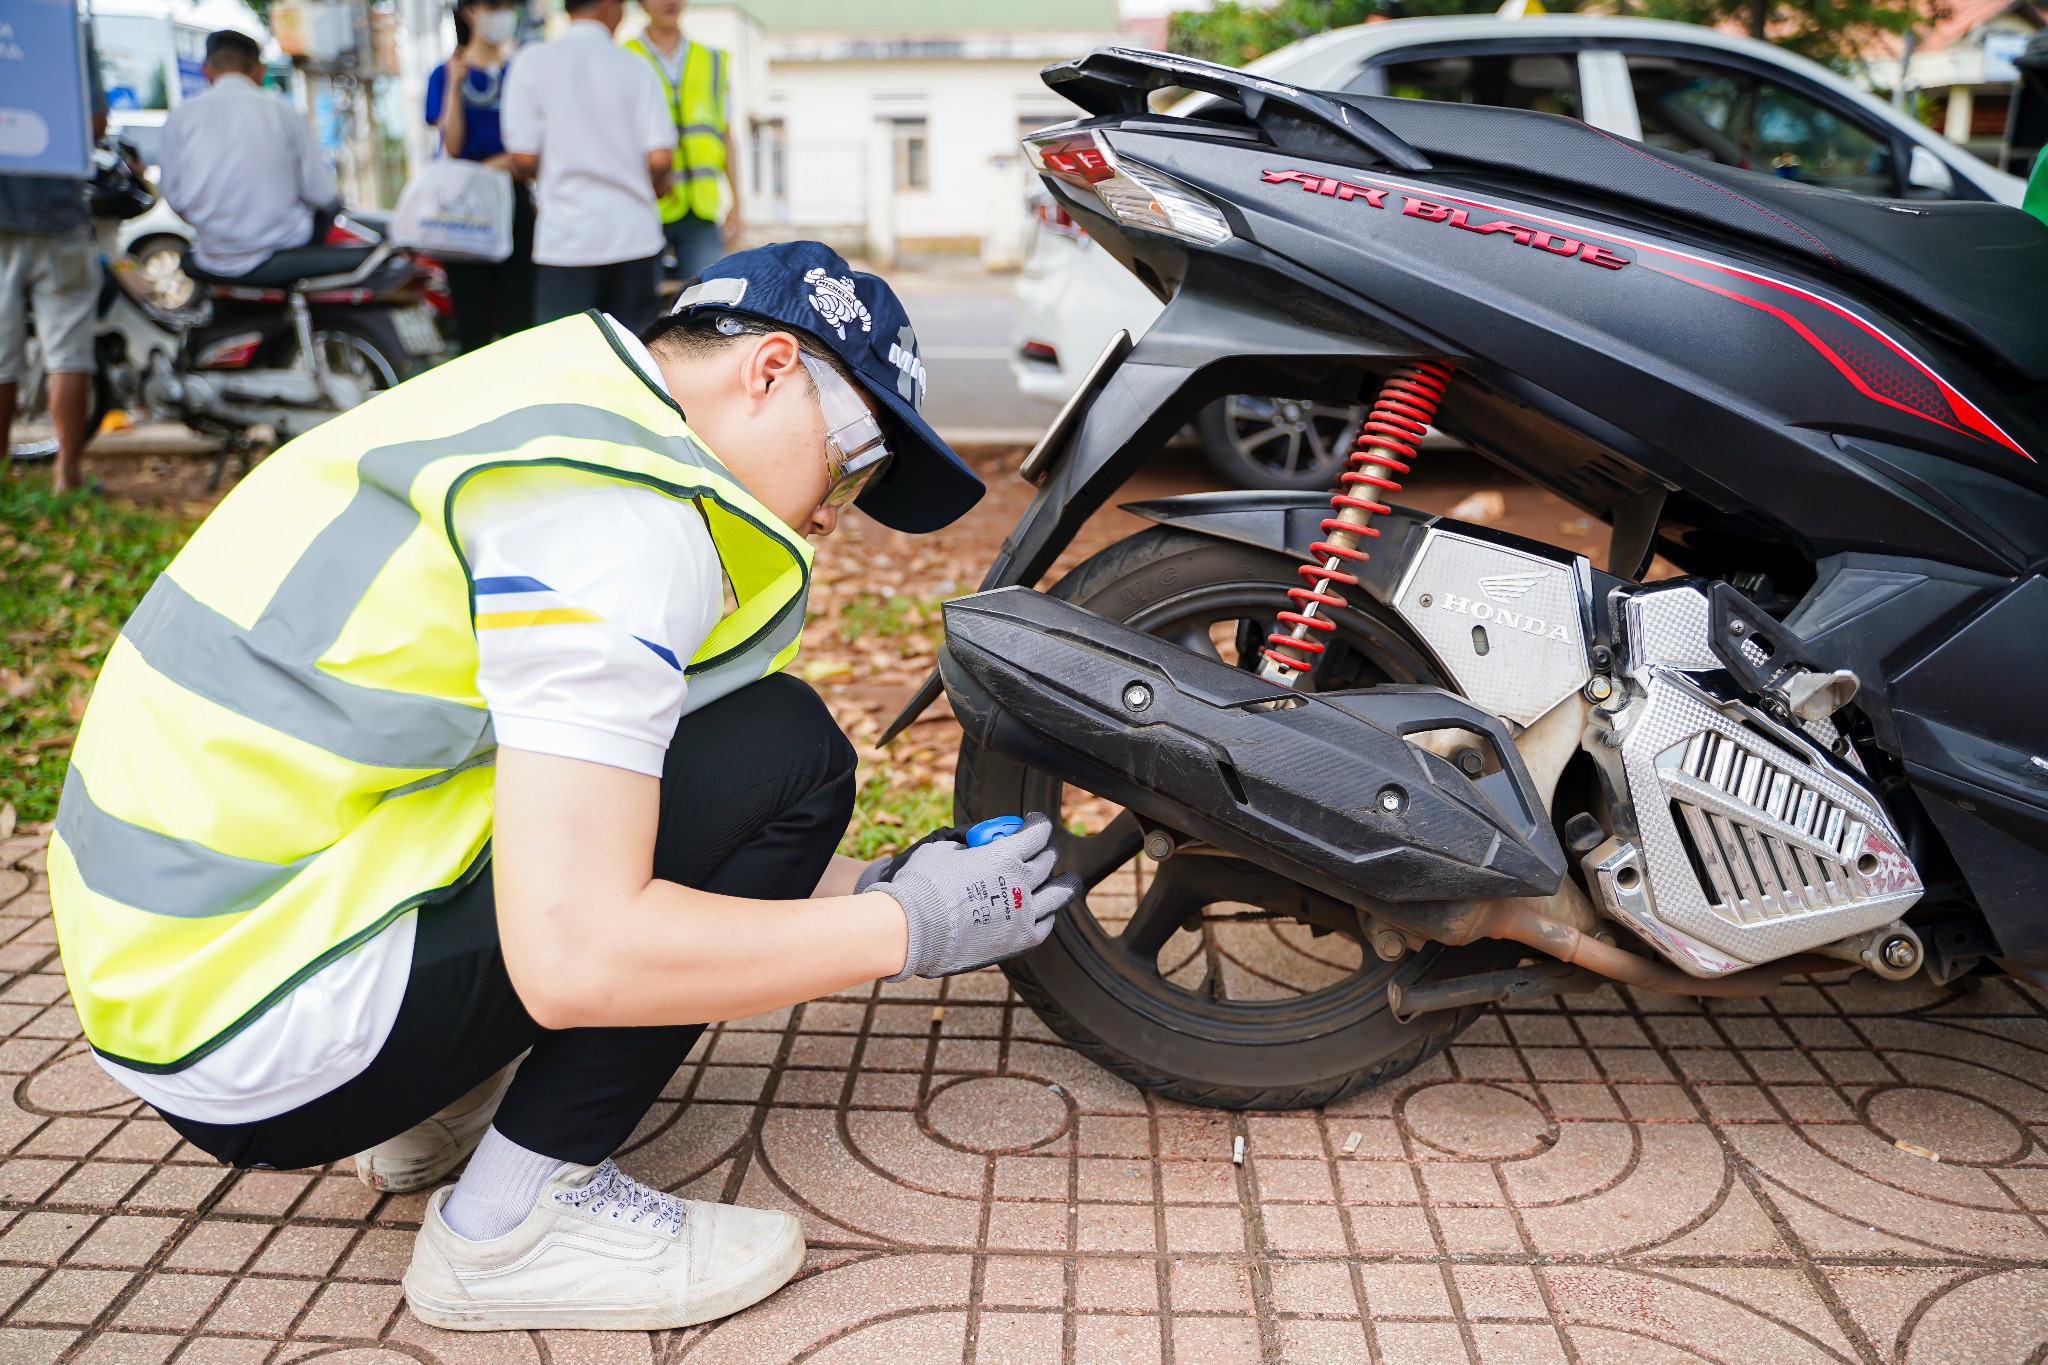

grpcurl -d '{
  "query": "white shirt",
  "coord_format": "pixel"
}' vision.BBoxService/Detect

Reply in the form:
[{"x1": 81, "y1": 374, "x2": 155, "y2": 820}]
[
  {"x1": 159, "y1": 74, "x2": 338, "y2": 277},
  {"x1": 99, "y1": 320, "x2": 724, "y2": 1122},
  {"x1": 501, "y1": 21, "x2": 672, "y2": 267},
  {"x1": 645, "y1": 33, "x2": 687, "y2": 87}
]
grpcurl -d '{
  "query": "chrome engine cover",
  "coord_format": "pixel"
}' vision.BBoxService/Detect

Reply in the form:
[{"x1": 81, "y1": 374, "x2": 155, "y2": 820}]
[
  {"x1": 1389, "y1": 528, "x2": 1592, "y2": 727},
  {"x1": 1593, "y1": 583, "x2": 1924, "y2": 976}
]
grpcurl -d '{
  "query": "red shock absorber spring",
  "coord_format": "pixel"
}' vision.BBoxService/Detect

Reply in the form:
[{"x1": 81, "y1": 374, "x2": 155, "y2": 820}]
[{"x1": 1258, "y1": 360, "x2": 1456, "y2": 683}]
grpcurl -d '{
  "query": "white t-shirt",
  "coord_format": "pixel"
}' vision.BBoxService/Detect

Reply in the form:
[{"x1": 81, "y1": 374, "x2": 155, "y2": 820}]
[
  {"x1": 100, "y1": 321, "x2": 724, "y2": 1122},
  {"x1": 500, "y1": 20, "x2": 673, "y2": 267},
  {"x1": 159, "y1": 74, "x2": 340, "y2": 277}
]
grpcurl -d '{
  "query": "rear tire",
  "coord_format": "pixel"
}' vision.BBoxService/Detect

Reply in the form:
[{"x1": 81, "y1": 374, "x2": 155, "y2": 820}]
[
  {"x1": 956, "y1": 527, "x2": 1513, "y2": 1110},
  {"x1": 298, "y1": 314, "x2": 417, "y2": 393}
]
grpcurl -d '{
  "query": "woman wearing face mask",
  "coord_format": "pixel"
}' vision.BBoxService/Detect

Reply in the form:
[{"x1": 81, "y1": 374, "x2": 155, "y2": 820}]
[{"x1": 426, "y1": 0, "x2": 535, "y2": 351}]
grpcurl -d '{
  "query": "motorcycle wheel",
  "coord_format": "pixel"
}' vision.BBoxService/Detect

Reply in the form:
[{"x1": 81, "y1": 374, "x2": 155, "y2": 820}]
[
  {"x1": 955, "y1": 527, "x2": 1515, "y2": 1110},
  {"x1": 283, "y1": 316, "x2": 416, "y2": 397}
]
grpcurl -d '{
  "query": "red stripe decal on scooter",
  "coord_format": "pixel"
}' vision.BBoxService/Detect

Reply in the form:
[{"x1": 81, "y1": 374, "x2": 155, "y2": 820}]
[{"x1": 1258, "y1": 167, "x2": 2033, "y2": 462}]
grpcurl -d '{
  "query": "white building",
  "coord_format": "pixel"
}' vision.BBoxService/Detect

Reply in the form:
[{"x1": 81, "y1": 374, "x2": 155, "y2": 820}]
[
  {"x1": 1865, "y1": 0, "x2": 2043, "y2": 174},
  {"x1": 654, "y1": 0, "x2": 1126, "y2": 266}
]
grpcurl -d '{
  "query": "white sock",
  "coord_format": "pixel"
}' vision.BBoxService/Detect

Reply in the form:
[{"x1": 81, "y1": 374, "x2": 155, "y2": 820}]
[{"x1": 440, "y1": 1126, "x2": 570, "y2": 1242}]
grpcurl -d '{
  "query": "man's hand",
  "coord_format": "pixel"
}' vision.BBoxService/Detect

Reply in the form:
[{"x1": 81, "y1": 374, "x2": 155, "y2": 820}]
[
  {"x1": 647, "y1": 148, "x2": 673, "y2": 200},
  {"x1": 861, "y1": 813, "x2": 1079, "y2": 980},
  {"x1": 720, "y1": 205, "x2": 744, "y2": 249},
  {"x1": 493, "y1": 748, "x2": 907, "y2": 1028}
]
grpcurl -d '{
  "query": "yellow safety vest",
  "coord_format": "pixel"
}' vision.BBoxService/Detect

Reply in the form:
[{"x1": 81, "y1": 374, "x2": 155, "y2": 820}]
[
  {"x1": 49, "y1": 313, "x2": 812, "y2": 1073},
  {"x1": 625, "y1": 36, "x2": 727, "y2": 225}
]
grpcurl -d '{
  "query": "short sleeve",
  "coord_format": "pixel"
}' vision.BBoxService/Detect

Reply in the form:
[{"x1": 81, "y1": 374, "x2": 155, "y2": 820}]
[
  {"x1": 455, "y1": 468, "x2": 723, "y2": 777},
  {"x1": 637, "y1": 61, "x2": 674, "y2": 154},
  {"x1": 500, "y1": 51, "x2": 541, "y2": 155},
  {"x1": 424, "y1": 64, "x2": 445, "y2": 125}
]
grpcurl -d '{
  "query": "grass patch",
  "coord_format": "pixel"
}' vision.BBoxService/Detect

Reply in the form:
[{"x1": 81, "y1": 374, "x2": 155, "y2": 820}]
[
  {"x1": 837, "y1": 764, "x2": 954, "y2": 861},
  {"x1": 837, "y1": 591, "x2": 941, "y2": 646},
  {"x1": 0, "y1": 481, "x2": 197, "y2": 823}
]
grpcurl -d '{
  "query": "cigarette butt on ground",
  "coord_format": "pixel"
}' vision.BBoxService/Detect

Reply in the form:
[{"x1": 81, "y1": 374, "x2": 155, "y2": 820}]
[
  {"x1": 1342, "y1": 1130, "x2": 1363, "y2": 1155},
  {"x1": 1894, "y1": 1139, "x2": 1941, "y2": 1162},
  {"x1": 931, "y1": 1005, "x2": 945, "y2": 1023},
  {"x1": 1231, "y1": 1135, "x2": 1245, "y2": 1166}
]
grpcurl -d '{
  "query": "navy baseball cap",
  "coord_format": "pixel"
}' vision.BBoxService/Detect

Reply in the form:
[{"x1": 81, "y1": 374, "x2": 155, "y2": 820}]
[{"x1": 666, "y1": 242, "x2": 984, "y2": 533}]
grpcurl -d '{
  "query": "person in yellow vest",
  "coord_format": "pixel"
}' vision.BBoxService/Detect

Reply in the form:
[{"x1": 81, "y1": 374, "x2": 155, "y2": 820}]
[
  {"x1": 627, "y1": 0, "x2": 741, "y2": 282},
  {"x1": 50, "y1": 242, "x2": 1077, "y2": 1331}
]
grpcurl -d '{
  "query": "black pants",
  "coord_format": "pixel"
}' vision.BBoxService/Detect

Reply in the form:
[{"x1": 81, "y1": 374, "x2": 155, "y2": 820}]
[
  {"x1": 443, "y1": 183, "x2": 536, "y2": 353},
  {"x1": 158, "y1": 674, "x2": 856, "y2": 1170},
  {"x1": 532, "y1": 252, "x2": 662, "y2": 334}
]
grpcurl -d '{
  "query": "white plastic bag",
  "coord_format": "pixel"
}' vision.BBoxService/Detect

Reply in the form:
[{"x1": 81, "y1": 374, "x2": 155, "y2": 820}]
[{"x1": 389, "y1": 158, "x2": 514, "y2": 263}]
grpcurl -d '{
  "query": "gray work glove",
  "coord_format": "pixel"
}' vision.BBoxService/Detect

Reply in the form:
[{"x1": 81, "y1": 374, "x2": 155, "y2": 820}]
[{"x1": 859, "y1": 812, "x2": 1079, "y2": 981}]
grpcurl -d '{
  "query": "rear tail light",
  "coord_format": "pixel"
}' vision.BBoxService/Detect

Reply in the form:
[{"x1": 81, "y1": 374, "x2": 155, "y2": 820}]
[
  {"x1": 1020, "y1": 340, "x2": 1060, "y2": 366},
  {"x1": 195, "y1": 332, "x2": 264, "y2": 369},
  {"x1": 1023, "y1": 128, "x2": 1230, "y2": 247}
]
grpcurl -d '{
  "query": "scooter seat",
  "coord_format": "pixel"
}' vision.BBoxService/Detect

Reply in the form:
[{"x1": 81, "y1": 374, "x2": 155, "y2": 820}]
[
  {"x1": 189, "y1": 245, "x2": 377, "y2": 291},
  {"x1": 1337, "y1": 95, "x2": 2048, "y2": 383}
]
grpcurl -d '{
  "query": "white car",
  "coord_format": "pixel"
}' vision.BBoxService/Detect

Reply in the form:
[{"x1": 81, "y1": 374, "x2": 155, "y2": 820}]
[{"x1": 1012, "y1": 13, "x2": 2027, "y2": 488}]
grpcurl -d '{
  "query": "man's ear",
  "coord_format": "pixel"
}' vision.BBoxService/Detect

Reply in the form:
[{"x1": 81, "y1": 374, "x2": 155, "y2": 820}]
[{"x1": 744, "y1": 333, "x2": 804, "y2": 401}]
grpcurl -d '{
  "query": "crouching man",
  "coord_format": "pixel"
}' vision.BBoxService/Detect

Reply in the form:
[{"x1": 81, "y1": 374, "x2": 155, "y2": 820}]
[{"x1": 48, "y1": 242, "x2": 1077, "y2": 1330}]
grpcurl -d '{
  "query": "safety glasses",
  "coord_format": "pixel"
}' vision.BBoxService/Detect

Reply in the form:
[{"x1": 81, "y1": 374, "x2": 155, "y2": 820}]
[{"x1": 798, "y1": 352, "x2": 893, "y2": 508}]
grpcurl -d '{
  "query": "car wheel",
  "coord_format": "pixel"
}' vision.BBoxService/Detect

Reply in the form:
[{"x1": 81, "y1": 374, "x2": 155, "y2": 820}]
[
  {"x1": 125, "y1": 234, "x2": 197, "y2": 311},
  {"x1": 1197, "y1": 394, "x2": 1364, "y2": 490}
]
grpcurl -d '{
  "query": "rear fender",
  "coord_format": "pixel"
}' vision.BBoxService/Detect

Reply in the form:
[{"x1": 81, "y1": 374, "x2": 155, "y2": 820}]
[
  {"x1": 880, "y1": 278, "x2": 1443, "y2": 741},
  {"x1": 980, "y1": 279, "x2": 1439, "y2": 596}
]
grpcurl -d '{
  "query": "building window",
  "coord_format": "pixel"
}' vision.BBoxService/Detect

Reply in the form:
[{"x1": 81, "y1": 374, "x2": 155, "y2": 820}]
[
  {"x1": 892, "y1": 117, "x2": 928, "y2": 191},
  {"x1": 751, "y1": 117, "x2": 786, "y2": 203}
]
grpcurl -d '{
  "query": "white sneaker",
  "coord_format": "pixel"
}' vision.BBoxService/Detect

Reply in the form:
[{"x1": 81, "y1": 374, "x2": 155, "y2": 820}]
[
  {"x1": 355, "y1": 1060, "x2": 520, "y2": 1194},
  {"x1": 403, "y1": 1160, "x2": 805, "y2": 1330}
]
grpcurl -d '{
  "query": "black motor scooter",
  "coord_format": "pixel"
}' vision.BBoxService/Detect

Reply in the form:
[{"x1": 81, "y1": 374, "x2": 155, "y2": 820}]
[{"x1": 886, "y1": 48, "x2": 2048, "y2": 1110}]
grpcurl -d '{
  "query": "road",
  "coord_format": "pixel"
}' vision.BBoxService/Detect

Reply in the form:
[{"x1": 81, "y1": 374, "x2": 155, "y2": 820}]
[{"x1": 889, "y1": 258, "x2": 1064, "y2": 443}]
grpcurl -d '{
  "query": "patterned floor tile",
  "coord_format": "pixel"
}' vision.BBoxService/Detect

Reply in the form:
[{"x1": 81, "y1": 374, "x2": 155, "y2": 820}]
[{"x1": 7, "y1": 832, "x2": 2048, "y2": 1363}]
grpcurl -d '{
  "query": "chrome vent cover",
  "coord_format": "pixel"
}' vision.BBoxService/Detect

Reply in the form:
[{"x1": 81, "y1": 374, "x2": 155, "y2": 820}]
[
  {"x1": 1602, "y1": 670, "x2": 1923, "y2": 974},
  {"x1": 1663, "y1": 726, "x2": 1912, "y2": 924}
]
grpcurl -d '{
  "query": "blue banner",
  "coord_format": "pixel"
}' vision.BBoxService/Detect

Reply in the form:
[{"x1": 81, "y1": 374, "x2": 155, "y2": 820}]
[{"x1": 0, "y1": 0, "x2": 92, "y2": 178}]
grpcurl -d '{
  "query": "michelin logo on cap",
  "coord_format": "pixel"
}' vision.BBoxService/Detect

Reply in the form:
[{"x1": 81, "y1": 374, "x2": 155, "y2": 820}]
[{"x1": 804, "y1": 267, "x2": 872, "y2": 340}]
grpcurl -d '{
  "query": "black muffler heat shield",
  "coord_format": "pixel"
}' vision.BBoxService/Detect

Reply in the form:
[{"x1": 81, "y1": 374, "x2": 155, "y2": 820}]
[{"x1": 940, "y1": 588, "x2": 1567, "y2": 905}]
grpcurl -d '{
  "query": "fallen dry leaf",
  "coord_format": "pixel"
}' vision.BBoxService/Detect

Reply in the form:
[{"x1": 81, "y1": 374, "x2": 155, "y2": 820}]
[{"x1": 1445, "y1": 490, "x2": 1507, "y2": 523}]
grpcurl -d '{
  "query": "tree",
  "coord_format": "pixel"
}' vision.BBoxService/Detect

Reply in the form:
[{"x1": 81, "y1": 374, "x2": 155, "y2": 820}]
[
  {"x1": 1609, "y1": 0, "x2": 1935, "y2": 68},
  {"x1": 1166, "y1": 0, "x2": 1936, "y2": 71},
  {"x1": 1167, "y1": 0, "x2": 1562, "y2": 67}
]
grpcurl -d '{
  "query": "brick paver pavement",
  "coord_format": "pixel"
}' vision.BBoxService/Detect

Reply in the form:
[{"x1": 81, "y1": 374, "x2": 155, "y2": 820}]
[{"x1": 5, "y1": 827, "x2": 2048, "y2": 1364}]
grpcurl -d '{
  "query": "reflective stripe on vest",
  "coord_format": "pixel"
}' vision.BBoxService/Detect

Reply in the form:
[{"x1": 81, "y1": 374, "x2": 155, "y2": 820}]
[
  {"x1": 626, "y1": 37, "x2": 726, "y2": 224},
  {"x1": 49, "y1": 313, "x2": 811, "y2": 1071}
]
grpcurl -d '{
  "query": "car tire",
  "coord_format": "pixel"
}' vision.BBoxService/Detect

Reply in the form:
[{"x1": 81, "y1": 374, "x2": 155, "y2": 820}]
[
  {"x1": 124, "y1": 234, "x2": 199, "y2": 311},
  {"x1": 1197, "y1": 394, "x2": 1364, "y2": 490}
]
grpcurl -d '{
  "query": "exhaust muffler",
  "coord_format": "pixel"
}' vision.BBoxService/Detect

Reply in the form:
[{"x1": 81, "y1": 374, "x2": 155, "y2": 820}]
[{"x1": 939, "y1": 588, "x2": 1569, "y2": 908}]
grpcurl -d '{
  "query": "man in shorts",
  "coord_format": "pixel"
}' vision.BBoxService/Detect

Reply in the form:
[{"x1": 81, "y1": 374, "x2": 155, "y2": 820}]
[{"x1": 0, "y1": 21, "x2": 108, "y2": 494}]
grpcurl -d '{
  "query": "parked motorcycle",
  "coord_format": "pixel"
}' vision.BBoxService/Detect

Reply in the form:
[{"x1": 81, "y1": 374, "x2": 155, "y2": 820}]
[
  {"x1": 7, "y1": 140, "x2": 439, "y2": 474},
  {"x1": 886, "y1": 49, "x2": 2048, "y2": 1110}
]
